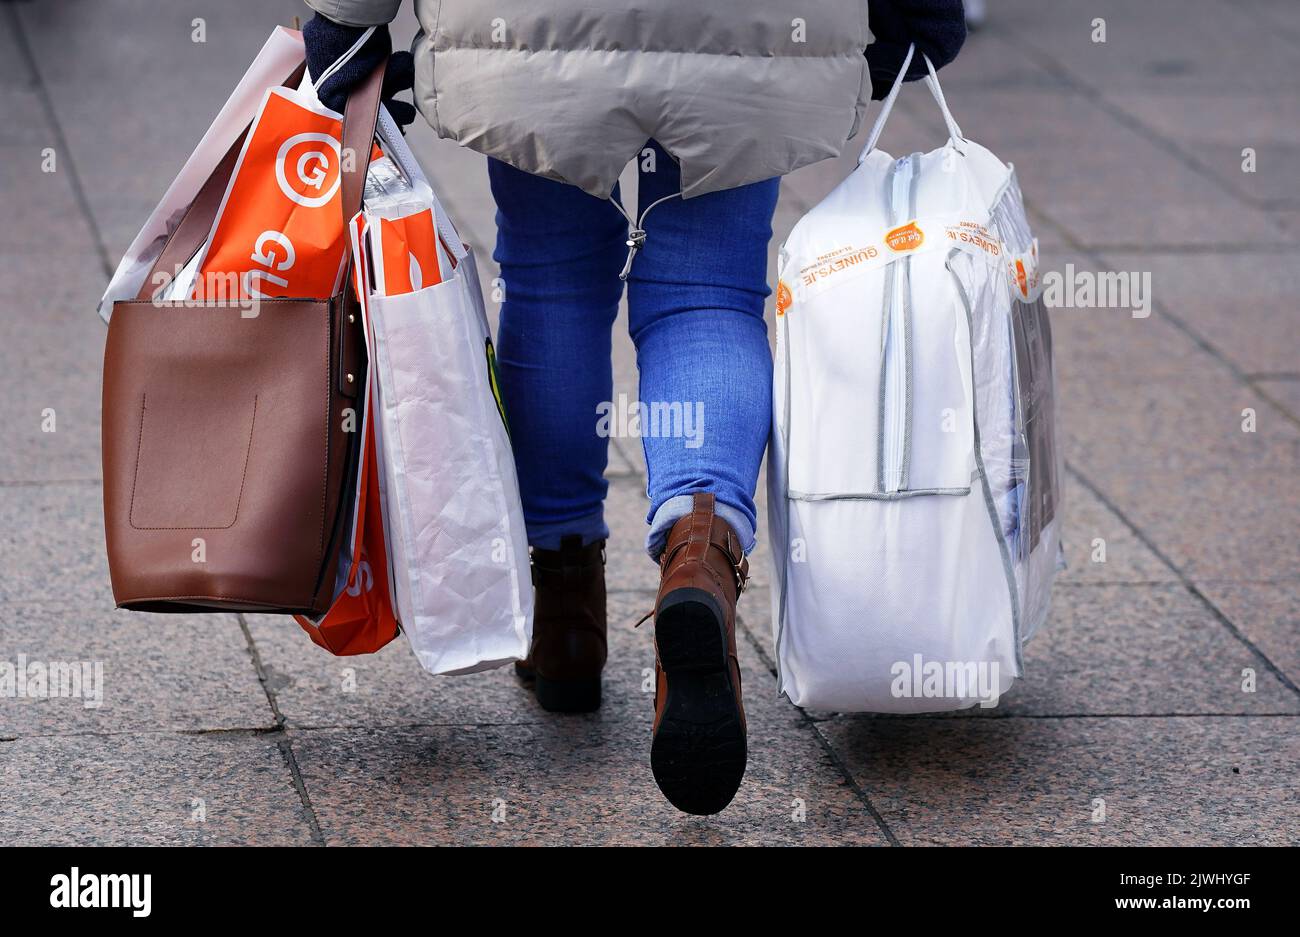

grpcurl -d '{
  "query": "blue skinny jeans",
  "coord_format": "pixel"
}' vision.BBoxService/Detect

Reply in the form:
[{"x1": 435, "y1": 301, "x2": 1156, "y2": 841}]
[{"x1": 488, "y1": 141, "x2": 778, "y2": 558}]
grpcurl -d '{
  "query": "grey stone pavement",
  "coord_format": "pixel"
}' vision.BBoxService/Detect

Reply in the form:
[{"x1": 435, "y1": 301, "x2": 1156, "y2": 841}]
[{"x1": 1, "y1": 0, "x2": 1298, "y2": 845}]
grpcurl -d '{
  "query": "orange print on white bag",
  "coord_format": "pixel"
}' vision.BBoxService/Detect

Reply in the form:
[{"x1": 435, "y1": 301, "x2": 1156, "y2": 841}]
[{"x1": 375, "y1": 208, "x2": 443, "y2": 295}]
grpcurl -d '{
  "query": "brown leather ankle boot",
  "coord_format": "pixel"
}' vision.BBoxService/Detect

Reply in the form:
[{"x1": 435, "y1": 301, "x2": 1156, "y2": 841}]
[
  {"x1": 515, "y1": 535, "x2": 607, "y2": 712},
  {"x1": 649, "y1": 492, "x2": 750, "y2": 815}
]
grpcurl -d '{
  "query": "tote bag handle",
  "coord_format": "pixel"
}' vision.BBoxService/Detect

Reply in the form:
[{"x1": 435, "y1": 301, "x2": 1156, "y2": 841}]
[{"x1": 860, "y1": 43, "x2": 966, "y2": 162}]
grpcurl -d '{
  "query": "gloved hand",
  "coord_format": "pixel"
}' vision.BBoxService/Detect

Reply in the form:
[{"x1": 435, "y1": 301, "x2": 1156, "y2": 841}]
[
  {"x1": 866, "y1": 0, "x2": 967, "y2": 99},
  {"x1": 303, "y1": 13, "x2": 417, "y2": 128}
]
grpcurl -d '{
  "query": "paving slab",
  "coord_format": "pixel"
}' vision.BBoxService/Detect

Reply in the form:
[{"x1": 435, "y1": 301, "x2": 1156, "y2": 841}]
[
  {"x1": 16, "y1": 0, "x2": 308, "y2": 259},
  {"x1": 1108, "y1": 93, "x2": 1300, "y2": 206},
  {"x1": 605, "y1": 437, "x2": 640, "y2": 477},
  {"x1": 1195, "y1": 581, "x2": 1300, "y2": 690},
  {"x1": 736, "y1": 583, "x2": 776, "y2": 665},
  {"x1": 1274, "y1": 209, "x2": 1300, "y2": 239},
  {"x1": 0, "y1": 258, "x2": 107, "y2": 483},
  {"x1": 995, "y1": 584, "x2": 1298, "y2": 716},
  {"x1": 817, "y1": 715, "x2": 1300, "y2": 845},
  {"x1": 0, "y1": 731, "x2": 315, "y2": 845},
  {"x1": 1097, "y1": 251, "x2": 1300, "y2": 378},
  {"x1": 1057, "y1": 472, "x2": 1180, "y2": 584},
  {"x1": 0, "y1": 482, "x2": 110, "y2": 605},
  {"x1": 0, "y1": 6, "x2": 33, "y2": 87},
  {"x1": 291, "y1": 719, "x2": 886, "y2": 846},
  {"x1": 1235, "y1": 0, "x2": 1300, "y2": 37},
  {"x1": 996, "y1": 0, "x2": 1300, "y2": 97},
  {"x1": 1043, "y1": 254, "x2": 1230, "y2": 382},
  {"x1": 602, "y1": 478, "x2": 663, "y2": 594},
  {"x1": 246, "y1": 589, "x2": 791, "y2": 732},
  {"x1": 933, "y1": 23, "x2": 1074, "y2": 94},
  {"x1": 0, "y1": 87, "x2": 96, "y2": 261},
  {"x1": 1060, "y1": 366, "x2": 1300, "y2": 475},
  {"x1": 0, "y1": 600, "x2": 272, "y2": 736},
  {"x1": 1257, "y1": 378, "x2": 1300, "y2": 421},
  {"x1": 1068, "y1": 463, "x2": 1300, "y2": 584},
  {"x1": 245, "y1": 590, "x2": 651, "y2": 729}
]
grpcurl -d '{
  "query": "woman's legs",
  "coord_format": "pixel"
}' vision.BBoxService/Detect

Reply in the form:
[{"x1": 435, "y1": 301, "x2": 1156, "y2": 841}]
[
  {"x1": 489, "y1": 145, "x2": 777, "y2": 797},
  {"x1": 627, "y1": 142, "x2": 780, "y2": 558},
  {"x1": 488, "y1": 157, "x2": 628, "y2": 549}
]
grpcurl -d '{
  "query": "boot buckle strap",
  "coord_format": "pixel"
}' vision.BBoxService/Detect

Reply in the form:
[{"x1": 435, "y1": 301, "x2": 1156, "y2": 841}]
[{"x1": 723, "y1": 529, "x2": 749, "y2": 594}]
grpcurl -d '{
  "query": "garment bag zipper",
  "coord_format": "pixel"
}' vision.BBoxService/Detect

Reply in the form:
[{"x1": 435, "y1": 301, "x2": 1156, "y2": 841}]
[{"x1": 881, "y1": 155, "x2": 913, "y2": 493}]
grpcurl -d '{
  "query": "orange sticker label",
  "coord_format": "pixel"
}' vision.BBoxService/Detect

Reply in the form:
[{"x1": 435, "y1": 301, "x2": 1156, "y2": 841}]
[
  {"x1": 885, "y1": 221, "x2": 925, "y2": 253},
  {"x1": 775, "y1": 279, "x2": 793, "y2": 316}
]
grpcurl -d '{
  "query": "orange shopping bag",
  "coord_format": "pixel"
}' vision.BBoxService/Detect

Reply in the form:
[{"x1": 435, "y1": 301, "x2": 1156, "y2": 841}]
[
  {"x1": 294, "y1": 213, "x2": 399, "y2": 654},
  {"x1": 193, "y1": 85, "x2": 382, "y2": 301}
]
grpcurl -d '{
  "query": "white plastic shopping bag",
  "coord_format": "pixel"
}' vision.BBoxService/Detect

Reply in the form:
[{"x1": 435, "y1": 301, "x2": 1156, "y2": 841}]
[
  {"x1": 358, "y1": 111, "x2": 534, "y2": 676},
  {"x1": 768, "y1": 47, "x2": 1064, "y2": 712}
]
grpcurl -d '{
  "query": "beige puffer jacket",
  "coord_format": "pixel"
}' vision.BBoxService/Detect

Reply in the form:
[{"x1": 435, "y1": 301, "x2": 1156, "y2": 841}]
[{"x1": 307, "y1": 0, "x2": 873, "y2": 198}]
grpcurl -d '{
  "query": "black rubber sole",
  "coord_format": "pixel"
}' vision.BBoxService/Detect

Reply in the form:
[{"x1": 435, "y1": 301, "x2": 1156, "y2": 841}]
[
  {"x1": 650, "y1": 587, "x2": 747, "y2": 815},
  {"x1": 516, "y1": 661, "x2": 602, "y2": 713},
  {"x1": 535, "y1": 675, "x2": 602, "y2": 713}
]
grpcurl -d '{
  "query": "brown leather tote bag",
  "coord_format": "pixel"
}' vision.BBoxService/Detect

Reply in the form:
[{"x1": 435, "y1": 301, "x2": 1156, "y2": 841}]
[{"x1": 101, "y1": 59, "x2": 386, "y2": 616}]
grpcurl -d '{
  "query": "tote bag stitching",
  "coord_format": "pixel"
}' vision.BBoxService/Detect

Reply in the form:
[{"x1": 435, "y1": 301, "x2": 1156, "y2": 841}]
[{"x1": 128, "y1": 392, "x2": 259, "y2": 531}]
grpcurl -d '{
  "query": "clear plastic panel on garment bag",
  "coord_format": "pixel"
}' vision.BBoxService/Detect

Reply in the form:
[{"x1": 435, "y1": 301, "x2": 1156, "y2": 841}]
[{"x1": 948, "y1": 168, "x2": 1065, "y2": 644}]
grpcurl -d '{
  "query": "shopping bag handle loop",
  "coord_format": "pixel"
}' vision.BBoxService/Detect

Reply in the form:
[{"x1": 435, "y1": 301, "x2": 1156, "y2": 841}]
[
  {"x1": 313, "y1": 26, "x2": 377, "y2": 92},
  {"x1": 859, "y1": 43, "x2": 965, "y2": 163},
  {"x1": 922, "y1": 52, "x2": 965, "y2": 145}
]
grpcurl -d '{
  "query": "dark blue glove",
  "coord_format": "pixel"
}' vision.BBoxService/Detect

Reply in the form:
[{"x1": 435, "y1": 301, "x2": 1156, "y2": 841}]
[
  {"x1": 303, "y1": 13, "x2": 417, "y2": 128},
  {"x1": 867, "y1": 0, "x2": 967, "y2": 99}
]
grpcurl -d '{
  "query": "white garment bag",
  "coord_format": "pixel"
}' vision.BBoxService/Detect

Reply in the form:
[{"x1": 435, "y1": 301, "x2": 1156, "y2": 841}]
[{"x1": 768, "y1": 47, "x2": 1064, "y2": 712}]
